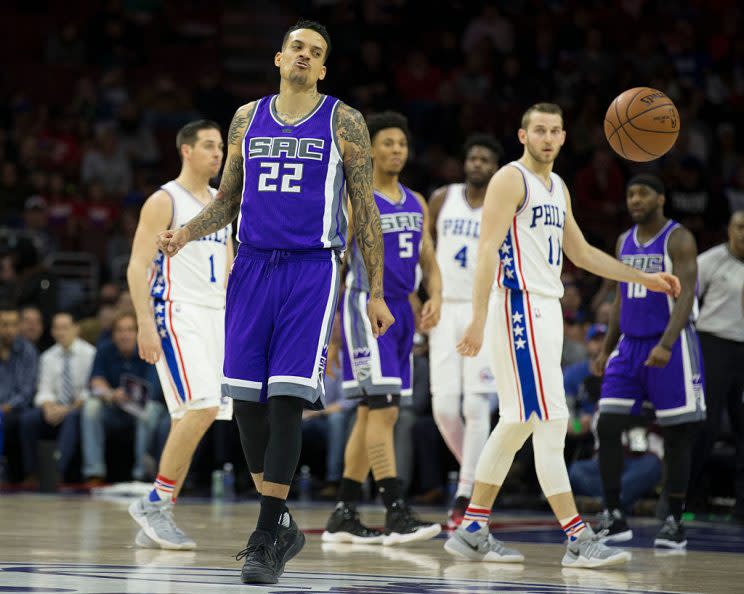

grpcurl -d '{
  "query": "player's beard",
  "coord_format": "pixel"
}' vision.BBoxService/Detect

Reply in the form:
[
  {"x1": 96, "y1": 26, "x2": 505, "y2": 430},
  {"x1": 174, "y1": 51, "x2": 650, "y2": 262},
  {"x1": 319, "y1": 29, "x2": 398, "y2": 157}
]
[
  {"x1": 526, "y1": 142, "x2": 557, "y2": 165},
  {"x1": 287, "y1": 69, "x2": 309, "y2": 86},
  {"x1": 466, "y1": 172, "x2": 490, "y2": 188}
]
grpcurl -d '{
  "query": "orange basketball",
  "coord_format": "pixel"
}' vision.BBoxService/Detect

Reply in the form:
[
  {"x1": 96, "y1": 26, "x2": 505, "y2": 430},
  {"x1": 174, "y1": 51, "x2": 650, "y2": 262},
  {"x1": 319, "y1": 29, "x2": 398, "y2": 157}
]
[{"x1": 604, "y1": 87, "x2": 680, "y2": 162}]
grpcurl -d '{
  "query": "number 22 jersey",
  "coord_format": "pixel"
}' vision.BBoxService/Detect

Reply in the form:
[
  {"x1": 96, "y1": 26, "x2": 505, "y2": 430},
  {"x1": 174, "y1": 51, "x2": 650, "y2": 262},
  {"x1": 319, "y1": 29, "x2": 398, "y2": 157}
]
[{"x1": 238, "y1": 94, "x2": 348, "y2": 251}]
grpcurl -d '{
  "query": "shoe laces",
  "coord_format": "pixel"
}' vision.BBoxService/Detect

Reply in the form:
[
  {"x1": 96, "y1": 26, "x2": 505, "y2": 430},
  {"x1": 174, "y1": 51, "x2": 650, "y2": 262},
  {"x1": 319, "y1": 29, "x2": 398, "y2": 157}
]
[{"x1": 235, "y1": 538, "x2": 276, "y2": 563}]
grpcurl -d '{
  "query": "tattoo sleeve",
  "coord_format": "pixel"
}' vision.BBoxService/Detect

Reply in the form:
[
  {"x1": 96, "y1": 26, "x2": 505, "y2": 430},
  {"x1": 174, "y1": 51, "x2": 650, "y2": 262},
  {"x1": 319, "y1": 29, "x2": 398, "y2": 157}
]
[
  {"x1": 336, "y1": 103, "x2": 385, "y2": 299},
  {"x1": 184, "y1": 103, "x2": 254, "y2": 240}
]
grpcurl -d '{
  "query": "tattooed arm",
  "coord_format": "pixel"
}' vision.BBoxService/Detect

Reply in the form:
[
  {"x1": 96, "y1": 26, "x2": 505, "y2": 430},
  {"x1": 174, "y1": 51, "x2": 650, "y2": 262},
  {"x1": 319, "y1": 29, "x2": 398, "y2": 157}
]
[
  {"x1": 336, "y1": 103, "x2": 385, "y2": 299},
  {"x1": 158, "y1": 103, "x2": 255, "y2": 256},
  {"x1": 335, "y1": 102, "x2": 394, "y2": 336}
]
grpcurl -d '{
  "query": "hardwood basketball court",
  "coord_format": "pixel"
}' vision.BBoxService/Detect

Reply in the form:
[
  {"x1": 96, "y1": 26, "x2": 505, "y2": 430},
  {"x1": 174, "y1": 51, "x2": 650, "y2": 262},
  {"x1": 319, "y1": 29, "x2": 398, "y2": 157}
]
[{"x1": 0, "y1": 495, "x2": 740, "y2": 593}]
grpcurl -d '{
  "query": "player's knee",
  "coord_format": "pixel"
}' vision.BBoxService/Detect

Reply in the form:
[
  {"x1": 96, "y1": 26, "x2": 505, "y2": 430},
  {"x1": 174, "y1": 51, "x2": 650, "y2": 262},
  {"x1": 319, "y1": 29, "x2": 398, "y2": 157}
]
[
  {"x1": 597, "y1": 412, "x2": 627, "y2": 441},
  {"x1": 462, "y1": 392, "x2": 489, "y2": 423},
  {"x1": 367, "y1": 400, "x2": 399, "y2": 426},
  {"x1": 431, "y1": 392, "x2": 460, "y2": 421},
  {"x1": 185, "y1": 404, "x2": 219, "y2": 426}
]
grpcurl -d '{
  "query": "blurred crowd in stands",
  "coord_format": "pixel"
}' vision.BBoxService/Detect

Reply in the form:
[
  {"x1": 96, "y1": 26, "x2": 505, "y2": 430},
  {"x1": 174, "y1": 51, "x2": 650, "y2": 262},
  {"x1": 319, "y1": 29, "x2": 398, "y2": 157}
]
[{"x1": 1, "y1": 1, "x2": 742, "y2": 514}]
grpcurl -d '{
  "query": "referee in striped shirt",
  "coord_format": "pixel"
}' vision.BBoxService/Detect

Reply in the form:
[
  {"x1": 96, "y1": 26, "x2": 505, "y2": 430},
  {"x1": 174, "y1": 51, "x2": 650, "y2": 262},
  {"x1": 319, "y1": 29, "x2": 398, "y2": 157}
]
[{"x1": 689, "y1": 210, "x2": 744, "y2": 520}]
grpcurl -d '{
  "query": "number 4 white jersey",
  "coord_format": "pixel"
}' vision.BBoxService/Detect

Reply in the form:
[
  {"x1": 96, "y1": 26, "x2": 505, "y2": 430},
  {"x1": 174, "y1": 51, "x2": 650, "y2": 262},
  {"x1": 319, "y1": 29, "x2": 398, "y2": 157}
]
[
  {"x1": 495, "y1": 161, "x2": 566, "y2": 299},
  {"x1": 150, "y1": 180, "x2": 232, "y2": 309},
  {"x1": 436, "y1": 183, "x2": 484, "y2": 302}
]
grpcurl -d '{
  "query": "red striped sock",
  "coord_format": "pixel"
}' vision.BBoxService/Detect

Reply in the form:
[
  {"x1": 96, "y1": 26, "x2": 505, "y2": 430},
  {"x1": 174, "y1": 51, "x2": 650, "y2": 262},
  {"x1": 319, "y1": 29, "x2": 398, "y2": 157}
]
[
  {"x1": 561, "y1": 515, "x2": 586, "y2": 541},
  {"x1": 149, "y1": 474, "x2": 176, "y2": 502},
  {"x1": 462, "y1": 505, "x2": 491, "y2": 533}
]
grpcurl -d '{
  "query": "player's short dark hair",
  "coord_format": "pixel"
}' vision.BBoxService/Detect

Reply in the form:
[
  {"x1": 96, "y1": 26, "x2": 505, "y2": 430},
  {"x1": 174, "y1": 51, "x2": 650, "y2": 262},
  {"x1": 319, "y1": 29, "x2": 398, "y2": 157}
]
[
  {"x1": 175, "y1": 120, "x2": 221, "y2": 161},
  {"x1": 282, "y1": 19, "x2": 332, "y2": 62},
  {"x1": 463, "y1": 133, "x2": 504, "y2": 163},
  {"x1": 367, "y1": 111, "x2": 411, "y2": 143},
  {"x1": 521, "y1": 102, "x2": 563, "y2": 130}
]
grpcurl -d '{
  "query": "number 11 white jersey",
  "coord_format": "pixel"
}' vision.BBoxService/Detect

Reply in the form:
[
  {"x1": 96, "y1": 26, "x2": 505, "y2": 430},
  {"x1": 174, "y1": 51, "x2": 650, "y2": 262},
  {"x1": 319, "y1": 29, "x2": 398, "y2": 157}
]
[
  {"x1": 494, "y1": 162, "x2": 566, "y2": 299},
  {"x1": 436, "y1": 183, "x2": 484, "y2": 302},
  {"x1": 149, "y1": 180, "x2": 232, "y2": 309}
]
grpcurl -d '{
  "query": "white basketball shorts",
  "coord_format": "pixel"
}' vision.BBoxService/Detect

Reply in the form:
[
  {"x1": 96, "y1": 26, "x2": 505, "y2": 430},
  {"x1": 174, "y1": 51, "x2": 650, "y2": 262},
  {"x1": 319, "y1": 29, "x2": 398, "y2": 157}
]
[
  {"x1": 486, "y1": 290, "x2": 567, "y2": 423},
  {"x1": 154, "y1": 300, "x2": 232, "y2": 420},
  {"x1": 429, "y1": 300, "x2": 496, "y2": 398}
]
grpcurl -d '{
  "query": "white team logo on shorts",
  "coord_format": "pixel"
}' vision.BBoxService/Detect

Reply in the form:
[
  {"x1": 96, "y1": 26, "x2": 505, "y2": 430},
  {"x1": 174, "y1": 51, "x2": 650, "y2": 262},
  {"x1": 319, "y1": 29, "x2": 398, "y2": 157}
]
[{"x1": 352, "y1": 347, "x2": 372, "y2": 381}]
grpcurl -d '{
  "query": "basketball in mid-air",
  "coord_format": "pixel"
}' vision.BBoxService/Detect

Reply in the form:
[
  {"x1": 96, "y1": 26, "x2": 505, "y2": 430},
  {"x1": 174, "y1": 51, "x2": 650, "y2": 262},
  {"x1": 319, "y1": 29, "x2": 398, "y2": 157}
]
[{"x1": 604, "y1": 87, "x2": 680, "y2": 162}]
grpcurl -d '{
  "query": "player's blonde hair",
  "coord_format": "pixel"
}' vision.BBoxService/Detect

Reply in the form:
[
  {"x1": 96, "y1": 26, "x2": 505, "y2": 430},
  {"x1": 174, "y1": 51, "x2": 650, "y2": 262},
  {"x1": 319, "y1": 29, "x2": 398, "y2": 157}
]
[{"x1": 520, "y1": 103, "x2": 563, "y2": 130}]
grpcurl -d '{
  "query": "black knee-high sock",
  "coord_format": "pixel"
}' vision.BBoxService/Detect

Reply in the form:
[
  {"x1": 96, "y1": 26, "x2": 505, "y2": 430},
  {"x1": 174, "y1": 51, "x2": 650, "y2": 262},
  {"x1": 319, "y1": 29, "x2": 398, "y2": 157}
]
[
  {"x1": 662, "y1": 422, "x2": 695, "y2": 521},
  {"x1": 597, "y1": 413, "x2": 633, "y2": 511},
  {"x1": 263, "y1": 396, "x2": 304, "y2": 485},
  {"x1": 233, "y1": 400, "x2": 270, "y2": 474}
]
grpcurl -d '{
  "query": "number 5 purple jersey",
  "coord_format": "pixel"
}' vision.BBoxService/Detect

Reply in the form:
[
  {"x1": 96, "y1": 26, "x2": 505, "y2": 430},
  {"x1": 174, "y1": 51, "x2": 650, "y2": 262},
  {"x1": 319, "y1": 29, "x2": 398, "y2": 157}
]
[
  {"x1": 238, "y1": 94, "x2": 347, "y2": 250},
  {"x1": 346, "y1": 185, "x2": 424, "y2": 298}
]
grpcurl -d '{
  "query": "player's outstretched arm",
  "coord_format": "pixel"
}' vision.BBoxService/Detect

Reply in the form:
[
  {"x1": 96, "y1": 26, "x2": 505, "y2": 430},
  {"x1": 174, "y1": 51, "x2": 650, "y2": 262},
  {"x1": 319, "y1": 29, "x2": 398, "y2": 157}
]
[
  {"x1": 414, "y1": 192, "x2": 442, "y2": 330},
  {"x1": 336, "y1": 102, "x2": 394, "y2": 337},
  {"x1": 562, "y1": 187, "x2": 680, "y2": 297},
  {"x1": 158, "y1": 103, "x2": 255, "y2": 257},
  {"x1": 127, "y1": 191, "x2": 173, "y2": 364},
  {"x1": 457, "y1": 166, "x2": 524, "y2": 357},
  {"x1": 646, "y1": 227, "x2": 698, "y2": 368}
]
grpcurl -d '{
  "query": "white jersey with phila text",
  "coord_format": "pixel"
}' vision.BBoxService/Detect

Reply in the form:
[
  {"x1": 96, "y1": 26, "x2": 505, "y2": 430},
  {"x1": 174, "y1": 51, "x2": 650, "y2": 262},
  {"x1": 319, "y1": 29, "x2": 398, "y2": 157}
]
[
  {"x1": 495, "y1": 161, "x2": 566, "y2": 299},
  {"x1": 436, "y1": 183, "x2": 483, "y2": 302},
  {"x1": 149, "y1": 180, "x2": 232, "y2": 309}
]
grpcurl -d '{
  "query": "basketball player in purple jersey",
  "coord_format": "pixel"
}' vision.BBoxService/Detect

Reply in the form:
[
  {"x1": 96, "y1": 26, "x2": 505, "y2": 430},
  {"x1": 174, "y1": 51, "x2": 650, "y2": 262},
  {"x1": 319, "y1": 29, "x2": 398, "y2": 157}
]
[
  {"x1": 322, "y1": 112, "x2": 442, "y2": 546},
  {"x1": 449, "y1": 103, "x2": 679, "y2": 568},
  {"x1": 158, "y1": 20, "x2": 393, "y2": 584},
  {"x1": 594, "y1": 174, "x2": 704, "y2": 549}
]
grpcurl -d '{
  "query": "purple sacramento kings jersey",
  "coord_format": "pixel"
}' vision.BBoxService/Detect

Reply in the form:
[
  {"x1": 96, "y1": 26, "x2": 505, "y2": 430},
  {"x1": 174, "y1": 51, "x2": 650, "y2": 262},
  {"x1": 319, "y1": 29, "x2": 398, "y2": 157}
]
[
  {"x1": 619, "y1": 220, "x2": 682, "y2": 338},
  {"x1": 238, "y1": 95, "x2": 347, "y2": 250},
  {"x1": 346, "y1": 184, "x2": 424, "y2": 298}
]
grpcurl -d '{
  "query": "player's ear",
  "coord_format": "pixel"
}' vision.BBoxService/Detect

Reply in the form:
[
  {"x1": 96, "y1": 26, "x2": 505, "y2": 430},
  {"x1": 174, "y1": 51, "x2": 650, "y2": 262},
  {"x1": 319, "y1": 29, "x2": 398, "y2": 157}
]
[
  {"x1": 659, "y1": 193, "x2": 666, "y2": 208},
  {"x1": 318, "y1": 65, "x2": 327, "y2": 81},
  {"x1": 517, "y1": 128, "x2": 527, "y2": 145},
  {"x1": 274, "y1": 52, "x2": 282, "y2": 67}
]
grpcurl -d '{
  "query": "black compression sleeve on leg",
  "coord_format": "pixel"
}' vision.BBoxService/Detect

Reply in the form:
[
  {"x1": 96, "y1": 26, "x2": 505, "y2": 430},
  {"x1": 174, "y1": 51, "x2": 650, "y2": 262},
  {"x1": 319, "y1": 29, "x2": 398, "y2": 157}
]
[
  {"x1": 661, "y1": 422, "x2": 695, "y2": 521},
  {"x1": 263, "y1": 396, "x2": 305, "y2": 485},
  {"x1": 597, "y1": 412, "x2": 633, "y2": 511},
  {"x1": 233, "y1": 400, "x2": 270, "y2": 474}
]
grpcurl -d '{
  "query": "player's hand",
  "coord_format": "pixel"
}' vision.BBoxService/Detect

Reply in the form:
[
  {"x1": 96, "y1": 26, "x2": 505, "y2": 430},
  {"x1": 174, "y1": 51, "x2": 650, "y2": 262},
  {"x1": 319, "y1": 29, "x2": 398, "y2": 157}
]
[
  {"x1": 644, "y1": 343, "x2": 672, "y2": 368},
  {"x1": 137, "y1": 319, "x2": 163, "y2": 364},
  {"x1": 457, "y1": 320, "x2": 484, "y2": 357},
  {"x1": 642, "y1": 272, "x2": 681, "y2": 298},
  {"x1": 367, "y1": 297, "x2": 395, "y2": 337},
  {"x1": 419, "y1": 294, "x2": 441, "y2": 331},
  {"x1": 157, "y1": 227, "x2": 191, "y2": 257},
  {"x1": 592, "y1": 351, "x2": 610, "y2": 376}
]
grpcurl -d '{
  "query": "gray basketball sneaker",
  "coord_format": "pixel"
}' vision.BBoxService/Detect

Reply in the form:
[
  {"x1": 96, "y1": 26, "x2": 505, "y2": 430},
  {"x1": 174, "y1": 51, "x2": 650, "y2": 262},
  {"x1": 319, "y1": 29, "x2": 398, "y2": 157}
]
[
  {"x1": 135, "y1": 529, "x2": 159, "y2": 548},
  {"x1": 129, "y1": 498, "x2": 196, "y2": 550},
  {"x1": 562, "y1": 525, "x2": 631, "y2": 568},
  {"x1": 444, "y1": 524, "x2": 524, "y2": 562}
]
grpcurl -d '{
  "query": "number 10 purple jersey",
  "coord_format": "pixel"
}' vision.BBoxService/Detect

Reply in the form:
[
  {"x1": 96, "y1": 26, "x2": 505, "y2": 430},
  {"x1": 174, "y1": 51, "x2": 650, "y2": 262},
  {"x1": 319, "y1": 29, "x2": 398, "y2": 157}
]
[
  {"x1": 238, "y1": 95, "x2": 347, "y2": 250},
  {"x1": 619, "y1": 220, "x2": 689, "y2": 338}
]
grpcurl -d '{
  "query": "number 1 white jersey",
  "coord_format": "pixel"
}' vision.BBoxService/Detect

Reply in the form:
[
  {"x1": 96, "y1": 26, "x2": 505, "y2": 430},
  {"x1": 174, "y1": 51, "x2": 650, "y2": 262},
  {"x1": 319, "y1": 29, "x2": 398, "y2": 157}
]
[
  {"x1": 149, "y1": 180, "x2": 232, "y2": 309},
  {"x1": 436, "y1": 183, "x2": 483, "y2": 302},
  {"x1": 495, "y1": 162, "x2": 566, "y2": 299}
]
